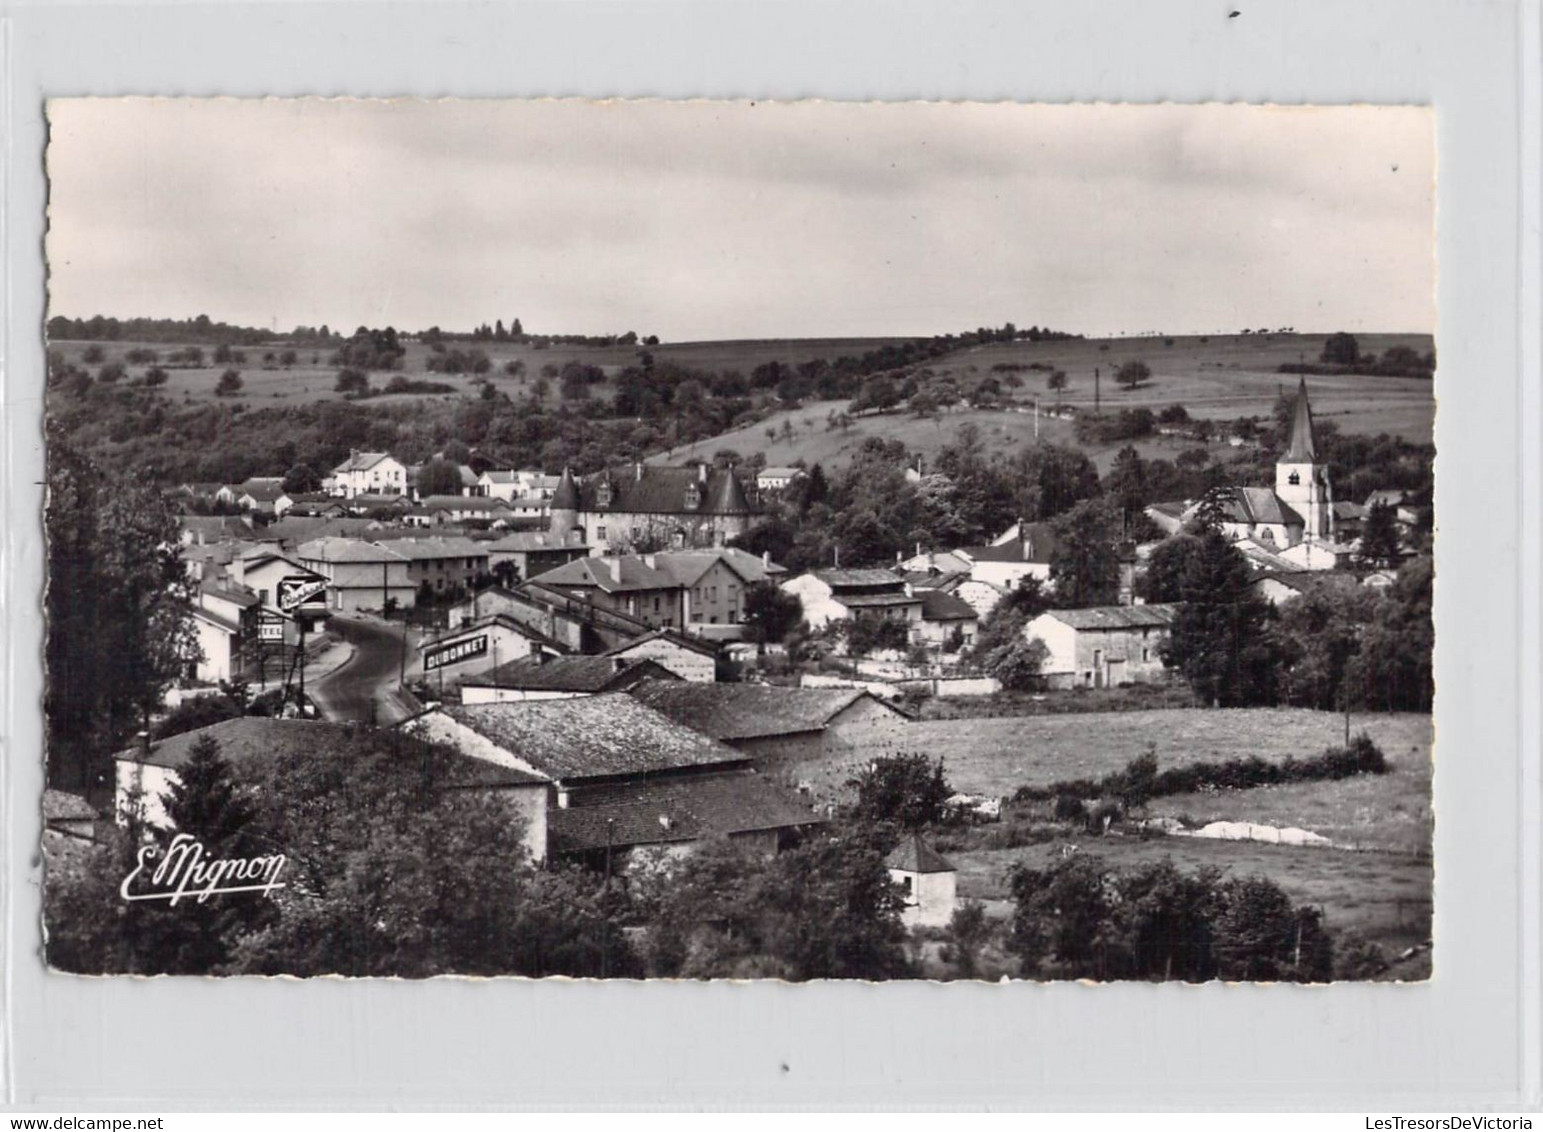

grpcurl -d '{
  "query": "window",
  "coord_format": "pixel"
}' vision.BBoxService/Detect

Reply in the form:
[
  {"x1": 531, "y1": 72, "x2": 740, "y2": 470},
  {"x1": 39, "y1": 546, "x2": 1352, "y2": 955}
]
[
  {"x1": 597, "y1": 525, "x2": 607, "y2": 541},
  {"x1": 1288, "y1": 471, "x2": 1301, "y2": 485},
  {"x1": 1093, "y1": 648, "x2": 1103, "y2": 667},
  {"x1": 259, "y1": 588, "x2": 269, "y2": 604},
  {"x1": 692, "y1": 612, "x2": 703, "y2": 623},
  {"x1": 729, "y1": 611, "x2": 738, "y2": 624},
  {"x1": 653, "y1": 597, "x2": 660, "y2": 613}
]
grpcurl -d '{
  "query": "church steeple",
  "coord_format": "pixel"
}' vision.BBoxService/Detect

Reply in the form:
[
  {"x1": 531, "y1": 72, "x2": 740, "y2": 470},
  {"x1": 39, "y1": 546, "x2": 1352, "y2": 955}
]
[
  {"x1": 1275, "y1": 377, "x2": 1333, "y2": 542},
  {"x1": 1282, "y1": 375, "x2": 1318, "y2": 463}
]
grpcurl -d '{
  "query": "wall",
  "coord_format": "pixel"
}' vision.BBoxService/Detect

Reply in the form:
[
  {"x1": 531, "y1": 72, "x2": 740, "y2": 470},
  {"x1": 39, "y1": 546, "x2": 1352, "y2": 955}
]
[
  {"x1": 421, "y1": 621, "x2": 540, "y2": 683},
  {"x1": 1067, "y1": 624, "x2": 1170, "y2": 688},
  {"x1": 580, "y1": 510, "x2": 754, "y2": 556},
  {"x1": 683, "y1": 558, "x2": 749, "y2": 630},
  {"x1": 610, "y1": 637, "x2": 716, "y2": 683},
  {"x1": 893, "y1": 867, "x2": 957, "y2": 928},
  {"x1": 192, "y1": 615, "x2": 237, "y2": 683}
]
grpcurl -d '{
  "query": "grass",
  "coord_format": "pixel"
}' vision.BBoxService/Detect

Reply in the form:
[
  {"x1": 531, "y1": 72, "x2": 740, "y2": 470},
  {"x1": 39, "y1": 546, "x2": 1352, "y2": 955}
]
[
  {"x1": 947, "y1": 834, "x2": 1433, "y2": 978},
  {"x1": 58, "y1": 333, "x2": 1434, "y2": 470}
]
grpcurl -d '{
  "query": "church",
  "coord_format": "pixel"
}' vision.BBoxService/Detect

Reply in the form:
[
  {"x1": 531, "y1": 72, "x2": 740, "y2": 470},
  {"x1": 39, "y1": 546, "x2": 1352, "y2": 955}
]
[{"x1": 1147, "y1": 378, "x2": 1348, "y2": 568}]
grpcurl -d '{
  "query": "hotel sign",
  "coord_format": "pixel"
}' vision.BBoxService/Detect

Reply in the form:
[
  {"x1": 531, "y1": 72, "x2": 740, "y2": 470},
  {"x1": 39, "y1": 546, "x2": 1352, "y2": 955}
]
[{"x1": 277, "y1": 575, "x2": 328, "y2": 613}]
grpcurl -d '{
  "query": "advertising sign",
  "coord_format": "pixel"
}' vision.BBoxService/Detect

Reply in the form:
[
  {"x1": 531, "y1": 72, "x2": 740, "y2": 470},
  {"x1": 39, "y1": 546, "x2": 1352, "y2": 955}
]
[
  {"x1": 277, "y1": 575, "x2": 328, "y2": 613},
  {"x1": 424, "y1": 633, "x2": 487, "y2": 671}
]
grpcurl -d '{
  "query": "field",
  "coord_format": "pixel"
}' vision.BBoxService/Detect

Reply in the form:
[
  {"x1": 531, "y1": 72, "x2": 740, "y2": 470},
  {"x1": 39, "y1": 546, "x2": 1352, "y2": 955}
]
[
  {"x1": 655, "y1": 332, "x2": 1435, "y2": 472},
  {"x1": 948, "y1": 835, "x2": 1433, "y2": 976},
  {"x1": 48, "y1": 335, "x2": 915, "y2": 411}
]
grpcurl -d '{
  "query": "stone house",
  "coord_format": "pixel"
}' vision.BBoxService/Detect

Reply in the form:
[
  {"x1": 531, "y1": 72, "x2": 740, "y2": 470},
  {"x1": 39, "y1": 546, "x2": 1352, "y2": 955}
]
[
  {"x1": 885, "y1": 834, "x2": 958, "y2": 928},
  {"x1": 561, "y1": 463, "x2": 760, "y2": 555},
  {"x1": 1024, "y1": 603, "x2": 1179, "y2": 689},
  {"x1": 601, "y1": 629, "x2": 718, "y2": 683}
]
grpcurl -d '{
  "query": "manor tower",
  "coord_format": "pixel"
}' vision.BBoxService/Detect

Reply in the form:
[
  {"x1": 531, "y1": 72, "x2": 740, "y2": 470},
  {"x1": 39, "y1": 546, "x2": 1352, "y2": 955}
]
[{"x1": 1274, "y1": 377, "x2": 1334, "y2": 542}]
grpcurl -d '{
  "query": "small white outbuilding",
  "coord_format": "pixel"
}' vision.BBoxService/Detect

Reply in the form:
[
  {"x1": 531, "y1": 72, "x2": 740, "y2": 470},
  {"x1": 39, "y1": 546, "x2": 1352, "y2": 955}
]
[{"x1": 885, "y1": 833, "x2": 958, "y2": 928}]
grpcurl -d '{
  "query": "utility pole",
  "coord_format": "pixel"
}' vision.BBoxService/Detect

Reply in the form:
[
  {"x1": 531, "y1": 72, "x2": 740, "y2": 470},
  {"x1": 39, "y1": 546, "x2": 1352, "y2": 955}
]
[
  {"x1": 1094, "y1": 367, "x2": 1101, "y2": 416},
  {"x1": 297, "y1": 620, "x2": 307, "y2": 716},
  {"x1": 1033, "y1": 396, "x2": 1039, "y2": 440}
]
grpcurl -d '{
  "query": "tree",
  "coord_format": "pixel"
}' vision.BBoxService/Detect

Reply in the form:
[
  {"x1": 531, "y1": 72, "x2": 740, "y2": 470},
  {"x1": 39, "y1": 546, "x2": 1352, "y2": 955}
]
[
  {"x1": 985, "y1": 636, "x2": 1050, "y2": 691},
  {"x1": 416, "y1": 458, "x2": 464, "y2": 498},
  {"x1": 742, "y1": 582, "x2": 803, "y2": 647},
  {"x1": 1104, "y1": 445, "x2": 1149, "y2": 522},
  {"x1": 1346, "y1": 555, "x2": 1433, "y2": 712},
  {"x1": 1163, "y1": 529, "x2": 1280, "y2": 706},
  {"x1": 46, "y1": 435, "x2": 195, "y2": 789},
  {"x1": 1320, "y1": 331, "x2": 1360, "y2": 366},
  {"x1": 215, "y1": 369, "x2": 244, "y2": 397},
  {"x1": 1213, "y1": 875, "x2": 1333, "y2": 982},
  {"x1": 1115, "y1": 360, "x2": 1151, "y2": 390},
  {"x1": 1049, "y1": 498, "x2": 1121, "y2": 607},
  {"x1": 847, "y1": 754, "x2": 951, "y2": 829},
  {"x1": 282, "y1": 463, "x2": 321, "y2": 494},
  {"x1": 942, "y1": 900, "x2": 992, "y2": 978},
  {"x1": 1047, "y1": 369, "x2": 1068, "y2": 404},
  {"x1": 1359, "y1": 501, "x2": 1402, "y2": 568},
  {"x1": 334, "y1": 368, "x2": 369, "y2": 395},
  {"x1": 1137, "y1": 533, "x2": 1204, "y2": 603},
  {"x1": 647, "y1": 826, "x2": 909, "y2": 981}
]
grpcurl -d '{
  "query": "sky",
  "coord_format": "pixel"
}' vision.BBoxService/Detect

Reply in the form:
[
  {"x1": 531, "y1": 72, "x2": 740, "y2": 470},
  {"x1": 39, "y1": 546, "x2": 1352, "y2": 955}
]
[{"x1": 45, "y1": 99, "x2": 1435, "y2": 341}]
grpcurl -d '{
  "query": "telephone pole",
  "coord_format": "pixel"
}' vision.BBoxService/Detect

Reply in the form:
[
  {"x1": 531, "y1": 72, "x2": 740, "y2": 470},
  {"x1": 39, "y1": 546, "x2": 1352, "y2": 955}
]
[{"x1": 1094, "y1": 367, "x2": 1101, "y2": 416}]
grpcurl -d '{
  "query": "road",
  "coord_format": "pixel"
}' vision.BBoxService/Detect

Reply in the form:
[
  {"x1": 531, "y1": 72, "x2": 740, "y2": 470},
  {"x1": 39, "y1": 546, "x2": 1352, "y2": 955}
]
[{"x1": 311, "y1": 614, "x2": 418, "y2": 726}]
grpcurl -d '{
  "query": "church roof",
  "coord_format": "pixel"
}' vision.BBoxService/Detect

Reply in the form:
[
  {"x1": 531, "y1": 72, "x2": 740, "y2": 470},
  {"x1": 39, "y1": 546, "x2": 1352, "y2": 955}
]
[{"x1": 1282, "y1": 377, "x2": 1318, "y2": 462}]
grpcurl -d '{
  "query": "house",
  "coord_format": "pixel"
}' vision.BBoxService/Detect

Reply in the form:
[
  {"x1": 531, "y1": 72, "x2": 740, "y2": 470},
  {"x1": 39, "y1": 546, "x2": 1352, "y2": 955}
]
[
  {"x1": 1250, "y1": 570, "x2": 1363, "y2": 607},
  {"x1": 1023, "y1": 604, "x2": 1180, "y2": 689},
  {"x1": 1277, "y1": 538, "x2": 1357, "y2": 572},
  {"x1": 486, "y1": 529, "x2": 592, "y2": 584},
  {"x1": 528, "y1": 547, "x2": 785, "y2": 639},
  {"x1": 601, "y1": 629, "x2": 719, "y2": 683},
  {"x1": 296, "y1": 537, "x2": 415, "y2": 612},
  {"x1": 178, "y1": 515, "x2": 252, "y2": 546},
  {"x1": 626, "y1": 678, "x2": 910, "y2": 791},
  {"x1": 44, "y1": 790, "x2": 100, "y2": 842},
  {"x1": 274, "y1": 492, "x2": 341, "y2": 519},
  {"x1": 756, "y1": 466, "x2": 805, "y2": 494},
  {"x1": 459, "y1": 654, "x2": 677, "y2": 704},
  {"x1": 914, "y1": 588, "x2": 979, "y2": 649},
  {"x1": 405, "y1": 694, "x2": 821, "y2": 863},
  {"x1": 236, "y1": 481, "x2": 287, "y2": 515},
  {"x1": 476, "y1": 469, "x2": 522, "y2": 501},
  {"x1": 418, "y1": 614, "x2": 567, "y2": 686},
  {"x1": 375, "y1": 536, "x2": 490, "y2": 595},
  {"x1": 559, "y1": 462, "x2": 760, "y2": 554},
  {"x1": 412, "y1": 495, "x2": 515, "y2": 526},
  {"x1": 885, "y1": 834, "x2": 957, "y2": 928},
  {"x1": 112, "y1": 717, "x2": 548, "y2": 861},
  {"x1": 346, "y1": 493, "x2": 415, "y2": 518},
  {"x1": 330, "y1": 451, "x2": 408, "y2": 499},
  {"x1": 1146, "y1": 378, "x2": 1337, "y2": 552},
  {"x1": 780, "y1": 568, "x2": 923, "y2": 633},
  {"x1": 952, "y1": 522, "x2": 1061, "y2": 589},
  {"x1": 448, "y1": 583, "x2": 656, "y2": 655},
  {"x1": 189, "y1": 605, "x2": 242, "y2": 683},
  {"x1": 900, "y1": 568, "x2": 1008, "y2": 620}
]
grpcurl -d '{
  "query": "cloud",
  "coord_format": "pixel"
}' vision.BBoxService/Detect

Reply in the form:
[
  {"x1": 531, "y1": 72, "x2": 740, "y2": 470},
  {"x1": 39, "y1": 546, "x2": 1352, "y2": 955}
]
[{"x1": 44, "y1": 98, "x2": 1434, "y2": 339}]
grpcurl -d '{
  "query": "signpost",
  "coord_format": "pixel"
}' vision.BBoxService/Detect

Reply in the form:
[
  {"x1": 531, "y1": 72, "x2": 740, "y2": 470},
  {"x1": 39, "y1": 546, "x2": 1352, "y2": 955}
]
[{"x1": 275, "y1": 574, "x2": 329, "y2": 715}]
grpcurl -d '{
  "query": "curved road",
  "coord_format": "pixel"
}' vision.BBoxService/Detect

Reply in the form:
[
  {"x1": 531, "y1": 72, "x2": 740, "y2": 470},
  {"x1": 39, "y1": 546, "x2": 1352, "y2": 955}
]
[{"x1": 311, "y1": 615, "x2": 418, "y2": 725}]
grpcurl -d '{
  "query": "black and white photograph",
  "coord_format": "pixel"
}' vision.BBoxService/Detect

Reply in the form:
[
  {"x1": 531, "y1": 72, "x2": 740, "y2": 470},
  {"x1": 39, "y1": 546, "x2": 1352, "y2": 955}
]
[{"x1": 40, "y1": 98, "x2": 1436, "y2": 983}]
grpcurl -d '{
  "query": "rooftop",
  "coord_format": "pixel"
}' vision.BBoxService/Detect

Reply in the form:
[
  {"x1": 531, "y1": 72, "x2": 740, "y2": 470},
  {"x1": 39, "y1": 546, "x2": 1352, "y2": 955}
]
[
  {"x1": 628, "y1": 679, "x2": 900, "y2": 742},
  {"x1": 548, "y1": 770, "x2": 822, "y2": 854},
  {"x1": 807, "y1": 568, "x2": 906, "y2": 590},
  {"x1": 297, "y1": 537, "x2": 409, "y2": 564},
  {"x1": 461, "y1": 654, "x2": 674, "y2": 693},
  {"x1": 436, "y1": 694, "x2": 747, "y2": 781},
  {"x1": 916, "y1": 589, "x2": 978, "y2": 621},
  {"x1": 884, "y1": 833, "x2": 956, "y2": 874},
  {"x1": 1041, "y1": 603, "x2": 1180, "y2": 631},
  {"x1": 333, "y1": 451, "x2": 396, "y2": 473},
  {"x1": 580, "y1": 464, "x2": 757, "y2": 517}
]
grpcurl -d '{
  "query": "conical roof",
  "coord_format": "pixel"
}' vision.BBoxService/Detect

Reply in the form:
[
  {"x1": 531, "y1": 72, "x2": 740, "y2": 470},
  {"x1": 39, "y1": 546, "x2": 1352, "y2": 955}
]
[
  {"x1": 709, "y1": 468, "x2": 754, "y2": 515},
  {"x1": 1282, "y1": 376, "x2": 1318, "y2": 462},
  {"x1": 884, "y1": 833, "x2": 955, "y2": 874},
  {"x1": 550, "y1": 467, "x2": 579, "y2": 510}
]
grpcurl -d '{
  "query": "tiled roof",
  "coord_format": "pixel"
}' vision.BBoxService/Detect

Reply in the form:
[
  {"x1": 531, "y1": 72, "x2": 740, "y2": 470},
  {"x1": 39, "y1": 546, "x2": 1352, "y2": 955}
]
[
  {"x1": 808, "y1": 568, "x2": 906, "y2": 589},
  {"x1": 757, "y1": 466, "x2": 803, "y2": 479},
  {"x1": 602, "y1": 628, "x2": 718, "y2": 659},
  {"x1": 550, "y1": 467, "x2": 580, "y2": 510},
  {"x1": 191, "y1": 606, "x2": 242, "y2": 633},
  {"x1": 959, "y1": 523, "x2": 1060, "y2": 565},
  {"x1": 439, "y1": 695, "x2": 747, "y2": 780},
  {"x1": 548, "y1": 771, "x2": 823, "y2": 854},
  {"x1": 1199, "y1": 487, "x2": 1305, "y2": 528},
  {"x1": 1043, "y1": 604, "x2": 1179, "y2": 631},
  {"x1": 43, "y1": 789, "x2": 99, "y2": 822},
  {"x1": 839, "y1": 592, "x2": 921, "y2": 609},
  {"x1": 579, "y1": 465, "x2": 758, "y2": 517},
  {"x1": 462, "y1": 655, "x2": 674, "y2": 693},
  {"x1": 418, "y1": 495, "x2": 507, "y2": 512},
  {"x1": 884, "y1": 833, "x2": 956, "y2": 874},
  {"x1": 239, "y1": 482, "x2": 286, "y2": 503},
  {"x1": 917, "y1": 589, "x2": 977, "y2": 621},
  {"x1": 297, "y1": 537, "x2": 409, "y2": 564},
  {"x1": 114, "y1": 718, "x2": 349, "y2": 770},
  {"x1": 531, "y1": 555, "x2": 680, "y2": 594},
  {"x1": 200, "y1": 580, "x2": 261, "y2": 608},
  {"x1": 261, "y1": 517, "x2": 383, "y2": 544},
  {"x1": 379, "y1": 536, "x2": 488, "y2": 561},
  {"x1": 333, "y1": 451, "x2": 395, "y2": 473},
  {"x1": 627, "y1": 679, "x2": 897, "y2": 741}
]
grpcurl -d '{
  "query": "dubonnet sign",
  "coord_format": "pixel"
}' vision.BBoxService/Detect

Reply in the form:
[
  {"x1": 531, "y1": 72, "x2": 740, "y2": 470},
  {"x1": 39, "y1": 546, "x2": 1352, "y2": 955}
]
[{"x1": 277, "y1": 574, "x2": 328, "y2": 613}]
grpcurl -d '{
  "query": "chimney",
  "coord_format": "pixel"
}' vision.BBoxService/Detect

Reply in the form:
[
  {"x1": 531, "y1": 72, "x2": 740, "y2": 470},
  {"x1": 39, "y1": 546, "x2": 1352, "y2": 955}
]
[
  {"x1": 613, "y1": 656, "x2": 629, "y2": 673},
  {"x1": 136, "y1": 730, "x2": 151, "y2": 761},
  {"x1": 534, "y1": 647, "x2": 548, "y2": 666},
  {"x1": 903, "y1": 581, "x2": 914, "y2": 597},
  {"x1": 228, "y1": 555, "x2": 245, "y2": 586},
  {"x1": 643, "y1": 553, "x2": 656, "y2": 569},
  {"x1": 698, "y1": 462, "x2": 708, "y2": 483},
  {"x1": 762, "y1": 549, "x2": 770, "y2": 568},
  {"x1": 658, "y1": 814, "x2": 672, "y2": 830},
  {"x1": 635, "y1": 461, "x2": 643, "y2": 482}
]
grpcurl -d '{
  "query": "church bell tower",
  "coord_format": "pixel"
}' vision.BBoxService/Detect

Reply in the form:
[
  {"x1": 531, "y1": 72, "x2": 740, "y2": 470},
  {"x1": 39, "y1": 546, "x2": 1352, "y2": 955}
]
[{"x1": 1274, "y1": 376, "x2": 1334, "y2": 543}]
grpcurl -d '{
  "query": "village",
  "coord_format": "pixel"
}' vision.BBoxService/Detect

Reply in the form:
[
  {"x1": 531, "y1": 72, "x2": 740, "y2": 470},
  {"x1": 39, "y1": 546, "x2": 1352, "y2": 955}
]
[{"x1": 45, "y1": 367, "x2": 1435, "y2": 982}]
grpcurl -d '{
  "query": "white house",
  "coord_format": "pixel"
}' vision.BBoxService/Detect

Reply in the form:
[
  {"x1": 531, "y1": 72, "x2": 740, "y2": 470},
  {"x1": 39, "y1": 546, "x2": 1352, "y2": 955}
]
[
  {"x1": 330, "y1": 451, "x2": 408, "y2": 500},
  {"x1": 600, "y1": 629, "x2": 718, "y2": 683},
  {"x1": 884, "y1": 834, "x2": 957, "y2": 928},
  {"x1": 296, "y1": 537, "x2": 416, "y2": 612}
]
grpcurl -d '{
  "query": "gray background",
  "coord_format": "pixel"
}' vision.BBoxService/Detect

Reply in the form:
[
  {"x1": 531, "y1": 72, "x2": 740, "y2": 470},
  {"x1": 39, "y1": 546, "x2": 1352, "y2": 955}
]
[{"x1": 1, "y1": 0, "x2": 1537, "y2": 1111}]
